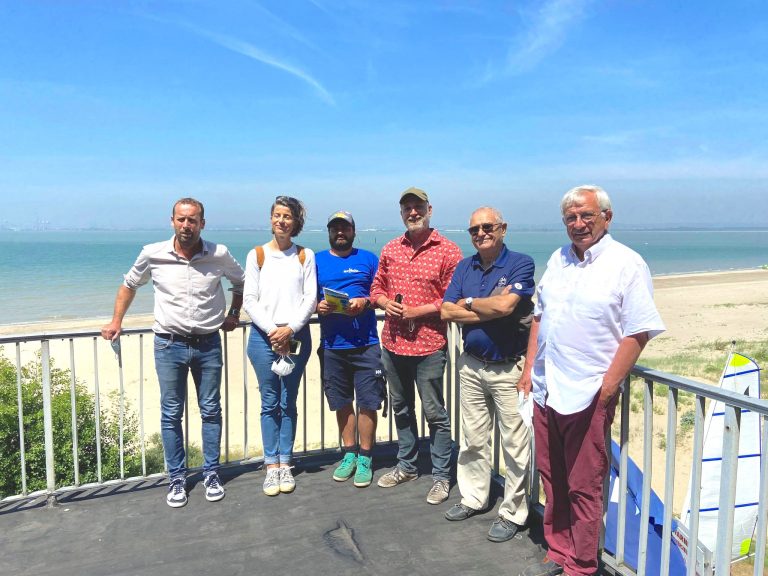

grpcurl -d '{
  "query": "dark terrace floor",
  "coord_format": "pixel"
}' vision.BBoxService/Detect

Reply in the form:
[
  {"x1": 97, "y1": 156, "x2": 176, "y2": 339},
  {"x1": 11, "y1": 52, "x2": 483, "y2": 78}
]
[{"x1": 0, "y1": 446, "x2": 548, "y2": 576}]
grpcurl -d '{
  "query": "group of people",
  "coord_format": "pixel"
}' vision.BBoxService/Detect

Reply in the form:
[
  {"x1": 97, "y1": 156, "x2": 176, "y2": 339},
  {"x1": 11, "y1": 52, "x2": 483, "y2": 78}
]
[{"x1": 101, "y1": 184, "x2": 664, "y2": 576}]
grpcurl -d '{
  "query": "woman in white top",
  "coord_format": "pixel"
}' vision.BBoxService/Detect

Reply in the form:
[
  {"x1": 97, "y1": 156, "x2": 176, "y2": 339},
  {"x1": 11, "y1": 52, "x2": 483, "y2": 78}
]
[{"x1": 243, "y1": 196, "x2": 317, "y2": 496}]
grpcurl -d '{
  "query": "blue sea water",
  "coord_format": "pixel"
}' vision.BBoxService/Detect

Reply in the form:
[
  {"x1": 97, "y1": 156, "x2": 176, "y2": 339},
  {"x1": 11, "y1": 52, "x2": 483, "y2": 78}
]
[{"x1": 1, "y1": 228, "x2": 767, "y2": 325}]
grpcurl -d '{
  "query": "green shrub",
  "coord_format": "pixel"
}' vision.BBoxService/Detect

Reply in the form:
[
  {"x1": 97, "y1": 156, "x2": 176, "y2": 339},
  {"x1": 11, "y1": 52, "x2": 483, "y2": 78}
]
[
  {"x1": 0, "y1": 351, "x2": 159, "y2": 498},
  {"x1": 679, "y1": 410, "x2": 696, "y2": 435}
]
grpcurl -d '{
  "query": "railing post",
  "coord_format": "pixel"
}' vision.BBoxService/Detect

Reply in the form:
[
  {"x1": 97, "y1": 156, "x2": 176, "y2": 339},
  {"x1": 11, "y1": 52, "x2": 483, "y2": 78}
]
[
  {"x1": 41, "y1": 340, "x2": 57, "y2": 502},
  {"x1": 660, "y1": 387, "x2": 679, "y2": 576},
  {"x1": 15, "y1": 343, "x2": 29, "y2": 495},
  {"x1": 68, "y1": 339, "x2": 80, "y2": 486},
  {"x1": 686, "y1": 394, "x2": 706, "y2": 576},
  {"x1": 615, "y1": 374, "x2": 632, "y2": 568},
  {"x1": 242, "y1": 325, "x2": 248, "y2": 459},
  {"x1": 753, "y1": 414, "x2": 768, "y2": 575},
  {"x1": 637, "y1": 378, "x2": 654, "y2": 576},
  {"x1": 223, "y1": 331, "x2": 230, "y2": 463},
  {"x1": 714, "y1": 405, "x2": 740, "y2": 576}
]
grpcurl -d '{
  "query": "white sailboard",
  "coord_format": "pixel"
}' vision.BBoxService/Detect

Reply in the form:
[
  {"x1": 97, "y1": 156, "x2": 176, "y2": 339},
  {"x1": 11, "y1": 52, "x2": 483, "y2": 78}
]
[{"x1": 680, "y1": 351, "x2": 762, "y2": 563}]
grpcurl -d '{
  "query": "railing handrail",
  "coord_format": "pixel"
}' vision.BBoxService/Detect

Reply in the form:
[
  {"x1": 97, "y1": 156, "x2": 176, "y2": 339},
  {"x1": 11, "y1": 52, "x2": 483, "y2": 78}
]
[{"x1": 632, "y1": 364, "x2": 768, "y2": 414}]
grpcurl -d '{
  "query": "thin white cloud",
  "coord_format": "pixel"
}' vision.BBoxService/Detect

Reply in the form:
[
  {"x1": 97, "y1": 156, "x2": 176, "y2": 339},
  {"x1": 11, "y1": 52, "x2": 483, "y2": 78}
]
[
  {"x1": 506, "y1": 0, "x2": 591, "y2": 75},
  {"x1": 249, "y1": 1, "x2": 323, "y2": 55},
  {"x1": 187, "y1": 25, "x2": 335, "y2": 105}
]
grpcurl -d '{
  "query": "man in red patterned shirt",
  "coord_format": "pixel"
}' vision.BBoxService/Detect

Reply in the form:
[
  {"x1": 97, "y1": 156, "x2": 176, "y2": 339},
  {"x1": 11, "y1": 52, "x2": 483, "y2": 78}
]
[{"x1": 371, "y1": 187, "x2": 463, "y2": 505}]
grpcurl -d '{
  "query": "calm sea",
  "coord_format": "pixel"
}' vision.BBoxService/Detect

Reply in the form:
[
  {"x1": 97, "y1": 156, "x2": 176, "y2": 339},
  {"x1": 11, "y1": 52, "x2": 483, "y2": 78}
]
[{"x1": 1, "y1": 228, "x2": 767, "y2": 325}]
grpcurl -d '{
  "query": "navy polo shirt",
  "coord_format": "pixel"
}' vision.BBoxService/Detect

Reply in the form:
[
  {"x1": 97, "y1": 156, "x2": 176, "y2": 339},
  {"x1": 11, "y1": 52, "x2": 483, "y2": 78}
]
[{"x1": 443, "y1": 245, "x2": 535, "y2": 360}]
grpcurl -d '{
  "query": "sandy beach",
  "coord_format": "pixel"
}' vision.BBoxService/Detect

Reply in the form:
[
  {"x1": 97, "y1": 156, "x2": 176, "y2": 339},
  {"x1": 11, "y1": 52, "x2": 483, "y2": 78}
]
[{"x1": 1, "y1": 268, "x2": 766, "y2": 512}]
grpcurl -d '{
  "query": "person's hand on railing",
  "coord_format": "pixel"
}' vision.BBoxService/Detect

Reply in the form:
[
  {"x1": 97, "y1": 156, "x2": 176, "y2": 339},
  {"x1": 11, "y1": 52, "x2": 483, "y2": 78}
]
[
  {"x1": 220, "y1": 314, "x2": 239, "y2": 332},
  {"x1": 101, "y1": 322, "x2": 122, "y2": 342}
]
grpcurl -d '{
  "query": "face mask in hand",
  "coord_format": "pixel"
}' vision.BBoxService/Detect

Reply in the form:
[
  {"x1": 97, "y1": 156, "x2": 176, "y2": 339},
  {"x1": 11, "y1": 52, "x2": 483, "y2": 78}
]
[{"x1": 271, "y1": 355, "x2": 296, "y2": 377}]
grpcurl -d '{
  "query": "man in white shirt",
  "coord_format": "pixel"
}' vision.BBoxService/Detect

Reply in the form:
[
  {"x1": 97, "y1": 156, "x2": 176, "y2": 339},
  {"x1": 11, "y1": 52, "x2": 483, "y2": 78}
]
[
  {"x1": 101, "y1": 198, "x2": 245, "y2": 508},
  {"x1": 519, "y1": 186, "x2": 665, "y2": 576}
]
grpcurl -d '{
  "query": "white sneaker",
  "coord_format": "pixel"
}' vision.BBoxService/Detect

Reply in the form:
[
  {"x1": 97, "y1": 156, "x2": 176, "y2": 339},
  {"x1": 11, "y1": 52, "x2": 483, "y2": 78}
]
[
  {"x1": 263, "y1": 468, "x2": 281, "y2": 496},
  {"x1": 279, "y1": 466, "x2": 295, "y2": 493},
  {"x1": 203, "y1": 472, "x2": 225, "y2": 502},
  {"x1": 166, "y1": 478, "x2": 187, "y2": 508}
]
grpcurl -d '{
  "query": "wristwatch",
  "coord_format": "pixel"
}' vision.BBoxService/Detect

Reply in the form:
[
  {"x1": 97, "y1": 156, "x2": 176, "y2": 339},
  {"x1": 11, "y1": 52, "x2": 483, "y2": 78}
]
[
  {"x1": 228, "y1": 307, "x2": 240, "y2": 318},
  {"x1": 464, "y1": 297, "x2": 474, "y2": 311}
]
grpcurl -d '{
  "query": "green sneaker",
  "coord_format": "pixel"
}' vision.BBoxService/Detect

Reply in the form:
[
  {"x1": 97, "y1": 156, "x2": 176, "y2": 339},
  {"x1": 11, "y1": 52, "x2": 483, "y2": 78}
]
[
  {"x1": 353, "y1": 455, "x2": 373, "y2": 487},
  {"x1": 333, "y1": 452, "x2": 357, "y2": 482}
]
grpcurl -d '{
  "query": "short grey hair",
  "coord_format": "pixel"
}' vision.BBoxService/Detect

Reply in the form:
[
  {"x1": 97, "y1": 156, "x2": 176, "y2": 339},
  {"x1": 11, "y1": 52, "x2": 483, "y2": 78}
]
[
  {"x1": 471, "y1": 206, "x2": 504, "y2": 224},
  {"x1": 560, "y1": 185, "x2": 612, "y2": 215}
]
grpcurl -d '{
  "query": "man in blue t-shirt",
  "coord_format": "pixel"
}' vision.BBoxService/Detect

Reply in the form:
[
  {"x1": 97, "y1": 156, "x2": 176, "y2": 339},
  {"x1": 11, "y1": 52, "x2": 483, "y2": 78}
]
[
  {"x1": 440, "y1": 206, "x2": 535, "y2": 543},
  {"x1": 316, "y1": 210, "x2": 385, "y2": 488}
]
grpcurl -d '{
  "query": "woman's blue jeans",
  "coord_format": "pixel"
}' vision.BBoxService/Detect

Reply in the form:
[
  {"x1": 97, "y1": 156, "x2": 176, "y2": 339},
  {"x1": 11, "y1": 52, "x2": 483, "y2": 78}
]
[
  {"x1": 154, "y1": 332, "x2": 223, "y2": 481},
  {"x1": 247, "y1": 325, "x2": 312, "y2": 465}
]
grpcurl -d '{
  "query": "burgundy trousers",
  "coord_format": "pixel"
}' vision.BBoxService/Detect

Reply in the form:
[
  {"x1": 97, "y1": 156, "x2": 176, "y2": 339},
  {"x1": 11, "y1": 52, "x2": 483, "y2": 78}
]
[{"x1": 533, "y1": 394, "x2": 617, "y2": 576}]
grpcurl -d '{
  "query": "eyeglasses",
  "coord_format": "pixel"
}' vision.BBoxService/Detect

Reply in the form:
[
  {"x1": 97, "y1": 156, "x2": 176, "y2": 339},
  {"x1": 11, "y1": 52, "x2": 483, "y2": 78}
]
[
  {"x1": 467, "y1": 222, "x2": 503, "y2": 236},
  {"x1": 563, "y1": 211, "x2": 605, "y2": 225}
]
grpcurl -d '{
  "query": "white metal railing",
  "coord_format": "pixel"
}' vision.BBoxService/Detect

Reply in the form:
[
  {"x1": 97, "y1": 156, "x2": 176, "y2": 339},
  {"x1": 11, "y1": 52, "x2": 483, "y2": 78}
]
[
  {"x1": 1, "y1": 322, "x2": 766, "y2": 576},
  {"x1": 602, "y1": 366, "x2": 768, "y2": 576}
]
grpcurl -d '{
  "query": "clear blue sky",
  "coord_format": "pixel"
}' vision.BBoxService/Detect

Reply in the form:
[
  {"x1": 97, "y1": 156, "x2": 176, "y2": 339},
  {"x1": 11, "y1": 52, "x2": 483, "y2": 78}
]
[{"x1": 2, "y1": 1, "x2": 767, "y2": 230}]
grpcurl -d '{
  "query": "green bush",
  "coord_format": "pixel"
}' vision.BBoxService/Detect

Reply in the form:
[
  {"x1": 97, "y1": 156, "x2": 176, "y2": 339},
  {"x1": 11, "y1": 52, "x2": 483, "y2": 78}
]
[{"x1": 0, "y1": 350, "x2": 162, "y2": 498}]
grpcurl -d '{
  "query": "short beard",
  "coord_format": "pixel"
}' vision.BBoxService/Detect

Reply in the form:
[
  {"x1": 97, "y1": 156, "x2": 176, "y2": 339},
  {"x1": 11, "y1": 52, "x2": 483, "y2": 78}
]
[
  {"x1": 405, "y1": 218, "x2": 429, "y2": 235},
  {"x1": 331, "y1": 236, "x2": 353, "y2": 251}
]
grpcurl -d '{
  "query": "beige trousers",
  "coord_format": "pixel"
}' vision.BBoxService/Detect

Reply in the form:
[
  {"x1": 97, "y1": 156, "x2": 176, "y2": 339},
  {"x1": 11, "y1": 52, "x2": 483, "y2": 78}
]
[{"x1": 456, "y1": 352, "x2": 530, "y2": 525}]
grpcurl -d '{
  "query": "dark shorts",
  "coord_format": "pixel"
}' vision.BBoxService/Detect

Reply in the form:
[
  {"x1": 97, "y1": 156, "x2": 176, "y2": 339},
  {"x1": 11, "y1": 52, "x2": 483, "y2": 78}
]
[{"x1": 321, "y1": 344, "x2": 386, "y2": 411}]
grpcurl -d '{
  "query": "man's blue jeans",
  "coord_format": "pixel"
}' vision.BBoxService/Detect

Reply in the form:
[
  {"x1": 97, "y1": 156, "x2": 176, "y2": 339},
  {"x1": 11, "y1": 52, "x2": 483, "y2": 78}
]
[
  {"x1": 247, "y1": 325, "x2": 312, "y2": 465},
  {"x1": 154, "y1": 332, "x2": 223, "y2": 481},
  {"x1": 381, "y1": 347, "x2": 452, "y2": 481}
]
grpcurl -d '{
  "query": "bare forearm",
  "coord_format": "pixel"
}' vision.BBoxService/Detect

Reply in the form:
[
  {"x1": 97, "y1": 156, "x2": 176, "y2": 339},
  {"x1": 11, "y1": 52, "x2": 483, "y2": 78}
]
[
  {"x1": 408, "y1": 302, "x2": 440, "y2": 319},
  {"x1": 518, "y1": 316, "x2": 540, "y2": 394},
  {"x1": 471, "y1": 293, "x2": 521, "y2": 320},
  {"x1": 440, "y1": 301, "x2": 478, "y2": 323},
  {"x1": 101, "y1": 285, "x2": 136, "y2": 340},
  {"x1": 112, "y1": 285, "x2": 136, "y2": 324},
  {"x1": 442, "y1": 294, "x2": 522, "y2": 324},
  {"x1": 522, "y1": 317, "x2": 540, "y2": 374}
]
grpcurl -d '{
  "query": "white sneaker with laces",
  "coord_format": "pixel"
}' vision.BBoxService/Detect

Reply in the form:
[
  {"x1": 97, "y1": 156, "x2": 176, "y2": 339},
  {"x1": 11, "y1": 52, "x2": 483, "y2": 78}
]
[
  {"x1": 263, "y1": 468, "x2": 281, "y2": 496},
  {"x1": 166, "y1": 478, "x2": 187, "y2": 508},
  {"x1": 203, "y1": 472, "x2": 225, "y2": 502},
  {"x1": 279, "y1": 466, "x2": 295, "y2": 493}
]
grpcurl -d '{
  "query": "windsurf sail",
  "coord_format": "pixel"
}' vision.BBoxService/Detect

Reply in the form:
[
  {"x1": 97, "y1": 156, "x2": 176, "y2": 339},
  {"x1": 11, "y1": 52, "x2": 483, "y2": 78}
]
[{"x1": 680, "y1": 352, "x2": 763, "y2": 562}]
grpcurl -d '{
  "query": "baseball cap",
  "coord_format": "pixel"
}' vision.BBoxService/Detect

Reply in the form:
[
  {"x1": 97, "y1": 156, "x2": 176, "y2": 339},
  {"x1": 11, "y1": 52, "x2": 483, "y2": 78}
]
[
  {"x1": 399, "y1": 186, "x2": 429, "y2": 204},
  {"x1": 327, "y1": 210, "x2": 355, "y2": 228}
]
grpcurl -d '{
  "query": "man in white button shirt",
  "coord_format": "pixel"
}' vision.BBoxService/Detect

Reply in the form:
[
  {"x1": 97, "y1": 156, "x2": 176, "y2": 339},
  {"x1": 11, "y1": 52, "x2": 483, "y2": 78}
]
[
  {"x1": 519, "y1": 186, "x2": 665, "y2": 576},
  {"x1": 101, "y1": 198, "x2": 245, "y2": 509}
]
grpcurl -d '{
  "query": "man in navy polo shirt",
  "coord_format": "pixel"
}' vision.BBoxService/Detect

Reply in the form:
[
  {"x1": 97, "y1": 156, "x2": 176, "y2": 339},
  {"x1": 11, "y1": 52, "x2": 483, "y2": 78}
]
[
  {"x1": 440, "y1": 206, "x2": 535, "y2": 542},
  {"x1": 316, "y1": 210, "x2": 385, "y2": 488}
]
